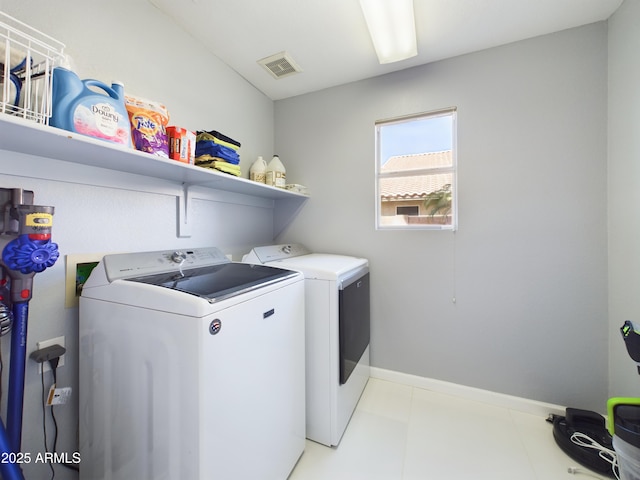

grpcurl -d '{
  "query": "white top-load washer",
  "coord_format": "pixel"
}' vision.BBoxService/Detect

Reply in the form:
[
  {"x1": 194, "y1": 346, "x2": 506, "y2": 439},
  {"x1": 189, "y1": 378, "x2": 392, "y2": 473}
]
[
  {"x1": 79, "y1": 247, "x2": 305, "y2": 480},
  {"x1": 243, "y1": 244, "x2": 370, "y2": 447}
]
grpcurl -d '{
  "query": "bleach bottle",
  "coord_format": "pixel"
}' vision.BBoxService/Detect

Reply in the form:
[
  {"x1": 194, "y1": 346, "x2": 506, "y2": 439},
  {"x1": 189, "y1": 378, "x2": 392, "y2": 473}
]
[
  {"x1": 266, "y1": 155, "x2": 286, "y2": 188},
  {"x1": 249, "y1": 156, "x2": 267, "y2": 183},
  {"x1": 49, "y1": 67, "x2": 132, "y2": 147}
]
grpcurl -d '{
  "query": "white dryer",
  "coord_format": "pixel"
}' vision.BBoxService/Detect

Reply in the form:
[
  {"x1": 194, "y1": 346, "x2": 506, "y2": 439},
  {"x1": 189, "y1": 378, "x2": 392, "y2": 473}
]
[
  {"x1": 79, "y1": 247, "x2": 305, "y2": 480},
  {"x1": 243, "y1": 244, "x2": 370, "y2": 447}
]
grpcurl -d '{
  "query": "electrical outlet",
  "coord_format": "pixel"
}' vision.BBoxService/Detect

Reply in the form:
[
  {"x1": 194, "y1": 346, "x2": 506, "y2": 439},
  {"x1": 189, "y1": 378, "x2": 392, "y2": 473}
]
[
  {"x1": 47, "y1": 386, "x2": 72, "y2": 406},
  {"x1": 36, "y1": 336, "x2": 65, "y2": 373}
]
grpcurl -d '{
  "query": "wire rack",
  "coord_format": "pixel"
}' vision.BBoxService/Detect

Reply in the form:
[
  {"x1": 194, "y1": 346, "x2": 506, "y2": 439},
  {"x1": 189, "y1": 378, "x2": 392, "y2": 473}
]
[{"x1": 0, "y1": 11, "x2": 65, "y2": 124}]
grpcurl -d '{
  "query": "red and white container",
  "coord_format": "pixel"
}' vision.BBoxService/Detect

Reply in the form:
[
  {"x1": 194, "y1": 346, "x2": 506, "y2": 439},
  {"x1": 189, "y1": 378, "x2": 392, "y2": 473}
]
[{"x1": 167, "y1": 126, "x2": 196, "y2": 164}]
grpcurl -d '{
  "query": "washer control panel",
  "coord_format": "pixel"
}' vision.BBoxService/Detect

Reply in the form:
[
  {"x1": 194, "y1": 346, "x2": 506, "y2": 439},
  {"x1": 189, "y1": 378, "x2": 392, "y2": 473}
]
[{"x1": 102, "y1": 247, "x2": 230, "y2": 282}]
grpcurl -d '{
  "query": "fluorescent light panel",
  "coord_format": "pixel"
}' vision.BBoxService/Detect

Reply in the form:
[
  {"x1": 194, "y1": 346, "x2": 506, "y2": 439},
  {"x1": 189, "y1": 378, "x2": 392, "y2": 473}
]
[{"x1": 360, "y1": 0, "x2": 417, "y2": 64}]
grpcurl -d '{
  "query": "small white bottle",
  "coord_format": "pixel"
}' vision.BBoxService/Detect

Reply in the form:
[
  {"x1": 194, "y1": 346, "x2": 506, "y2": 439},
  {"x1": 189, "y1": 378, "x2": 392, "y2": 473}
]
[
  {"x1": 249, "y1": 156, "x2": 267, "y2": 183},
  {"x1": 266, "y1": 154, "x2": 286, "y2": 188}
]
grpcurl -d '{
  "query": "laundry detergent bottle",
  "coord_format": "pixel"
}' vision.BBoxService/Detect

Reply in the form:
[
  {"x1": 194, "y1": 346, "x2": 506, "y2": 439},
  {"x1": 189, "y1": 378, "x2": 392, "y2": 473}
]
[
  {"x1": 49, "y1": 67, "x2": 132, "y2": 147},
  {"x1": 266, "y1": 154, "x2": 286, "y2": 188},
  {"x1": 249, "y1": 156, "x2": 267, "y2": 183}
]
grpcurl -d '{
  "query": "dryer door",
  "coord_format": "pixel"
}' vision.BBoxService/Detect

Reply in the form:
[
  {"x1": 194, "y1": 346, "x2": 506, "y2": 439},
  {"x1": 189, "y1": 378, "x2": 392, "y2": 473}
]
[{"x1": 339, "y1": 270, "x2": 370, "y2": 384}]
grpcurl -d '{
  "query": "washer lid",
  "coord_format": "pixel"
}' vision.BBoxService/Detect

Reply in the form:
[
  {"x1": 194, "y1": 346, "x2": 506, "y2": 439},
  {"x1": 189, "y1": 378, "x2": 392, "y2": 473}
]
[{"x1": 125, "y1": 262, "x2": 298, "y2": 304}]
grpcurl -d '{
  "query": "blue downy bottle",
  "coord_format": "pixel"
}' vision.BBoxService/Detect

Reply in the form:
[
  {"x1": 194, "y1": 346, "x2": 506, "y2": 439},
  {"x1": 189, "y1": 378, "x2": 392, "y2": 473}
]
[{"x1": 49, "y1": 67, "x2": 132, "y2": 147}]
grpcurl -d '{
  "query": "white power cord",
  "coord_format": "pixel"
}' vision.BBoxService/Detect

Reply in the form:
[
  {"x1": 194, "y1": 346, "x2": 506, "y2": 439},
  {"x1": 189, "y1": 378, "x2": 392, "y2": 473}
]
[
  {"x1": 568, "y1": 432, "x2": 620, "y2": 480},
  {"x1": 568, "y1": 466, "x2": 607, "y2": 479}
]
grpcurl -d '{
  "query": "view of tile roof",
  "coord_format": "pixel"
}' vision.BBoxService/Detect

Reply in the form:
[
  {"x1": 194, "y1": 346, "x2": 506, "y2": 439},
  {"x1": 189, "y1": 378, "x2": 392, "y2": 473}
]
[{"x1": 379, "y1": 151, "x2": 453, "y2": 200}]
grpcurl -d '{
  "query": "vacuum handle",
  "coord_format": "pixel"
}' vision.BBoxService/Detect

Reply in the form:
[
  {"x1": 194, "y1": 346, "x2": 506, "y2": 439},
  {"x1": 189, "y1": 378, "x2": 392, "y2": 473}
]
[{"x1": 621, "y1": 320, "x2": 640, "y2": 363}]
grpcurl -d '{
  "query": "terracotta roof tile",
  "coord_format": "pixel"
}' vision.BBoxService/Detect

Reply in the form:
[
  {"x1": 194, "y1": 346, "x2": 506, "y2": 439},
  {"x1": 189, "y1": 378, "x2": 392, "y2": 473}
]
[
  {"x1": 380, "y1": 151, "x2": 453, "y2": 200},
  {"x1": 381, "y1": 150, "x2": 452, "y2": 173}
]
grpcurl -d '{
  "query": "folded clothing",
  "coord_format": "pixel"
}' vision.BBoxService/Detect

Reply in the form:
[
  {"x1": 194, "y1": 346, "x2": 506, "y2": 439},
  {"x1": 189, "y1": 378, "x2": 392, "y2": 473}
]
[
  {"x1": 196, "y1": 154, "x2": 222, "y2": 162},
  {"x1": 196, "y1": 158, "x2": 241, "y2": 176},
  {"x1": 195, "y1": 141, "x2": 240, "y2": 164},
  {"x1": 196, "y1": 130, "x2": 241, "y2": 150},
  {"x1": 195, "y1": 155, "x2": 226, "y2": 165},
  {"x1": 195, "y1": 130, "x2": 242, "y2": 176},
  {"x1": 195, "y1": 153, "x2": 240, "y2": 165}
]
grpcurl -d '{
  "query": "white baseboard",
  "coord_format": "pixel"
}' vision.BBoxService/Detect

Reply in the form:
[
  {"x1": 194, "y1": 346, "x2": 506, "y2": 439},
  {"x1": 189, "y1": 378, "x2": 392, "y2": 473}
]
[{"x1": 370, "y1": 367, "x2": 566, "y2": 418}]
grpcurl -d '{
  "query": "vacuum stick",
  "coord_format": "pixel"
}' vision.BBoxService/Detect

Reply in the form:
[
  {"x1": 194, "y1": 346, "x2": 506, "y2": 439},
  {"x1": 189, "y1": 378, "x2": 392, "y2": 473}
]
[{"x1": 0, "y1": 195, "x2": 58, "y2": 478}]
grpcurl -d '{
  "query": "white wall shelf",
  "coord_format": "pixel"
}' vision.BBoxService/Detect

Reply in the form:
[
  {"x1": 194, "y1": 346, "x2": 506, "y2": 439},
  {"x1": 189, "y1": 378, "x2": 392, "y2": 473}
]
[{"x1": 0, "y1": 114, "x2": 307, "y2": 237}]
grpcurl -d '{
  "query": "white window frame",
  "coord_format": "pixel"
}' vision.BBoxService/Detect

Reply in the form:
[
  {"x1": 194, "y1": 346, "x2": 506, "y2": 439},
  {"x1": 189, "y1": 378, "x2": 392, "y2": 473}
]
[{"x1": 375, "y1": 107, "x2": 457, "y2": 231}]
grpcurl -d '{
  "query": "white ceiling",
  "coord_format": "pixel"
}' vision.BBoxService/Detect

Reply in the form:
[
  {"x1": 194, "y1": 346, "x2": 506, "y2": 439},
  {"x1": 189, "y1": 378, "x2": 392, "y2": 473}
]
[{"x1": 148, "y1": 0, "x2": 622, "y2": 101}]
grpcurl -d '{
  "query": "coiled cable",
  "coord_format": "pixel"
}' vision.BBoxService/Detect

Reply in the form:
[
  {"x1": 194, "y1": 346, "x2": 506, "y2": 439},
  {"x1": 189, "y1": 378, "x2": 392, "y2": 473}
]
[{"x1": 570, "y1": 431, "x2": 620, "y2": 480}]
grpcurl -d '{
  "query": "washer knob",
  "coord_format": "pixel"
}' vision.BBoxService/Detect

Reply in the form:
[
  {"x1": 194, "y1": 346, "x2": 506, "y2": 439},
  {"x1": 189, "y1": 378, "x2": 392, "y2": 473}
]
[
  {"x1": 281, "y1": 245, "x2": 292, "y2": 254},
  {"x1": 171, "y1": 251, "x2": 187, "y2": 263}
]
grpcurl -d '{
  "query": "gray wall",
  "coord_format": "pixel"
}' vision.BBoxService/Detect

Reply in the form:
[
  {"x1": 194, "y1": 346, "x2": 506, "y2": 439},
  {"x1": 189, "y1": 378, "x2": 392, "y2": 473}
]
[
  {"x1": 608, "y1": 0, "x2": 640, "y2": 398},
  {"x1": 0, "y1": 1, "x2": 633, "y2": 477},
  {"x1": 0, "y1": 1, "x2": 275, "y2": 478},
  {"x1": 275, "y1": 23, "x2": 610, "y2": 411}
]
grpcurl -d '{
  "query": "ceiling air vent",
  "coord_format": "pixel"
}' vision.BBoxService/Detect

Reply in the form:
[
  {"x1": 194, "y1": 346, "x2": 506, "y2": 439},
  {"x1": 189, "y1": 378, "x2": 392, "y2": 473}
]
[{"x1": 258, "y1": 51, "x2": 302, "y2": 79}]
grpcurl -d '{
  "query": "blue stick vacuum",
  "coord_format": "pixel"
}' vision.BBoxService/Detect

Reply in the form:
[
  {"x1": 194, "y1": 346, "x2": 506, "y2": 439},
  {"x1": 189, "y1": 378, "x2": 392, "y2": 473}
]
[{"x1": 0, "y1": 194, "x2": 59, "y2": 480}]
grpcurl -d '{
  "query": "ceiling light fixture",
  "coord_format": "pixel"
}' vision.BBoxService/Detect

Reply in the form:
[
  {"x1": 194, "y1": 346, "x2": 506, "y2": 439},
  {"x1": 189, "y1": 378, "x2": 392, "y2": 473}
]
[{"x1": 359, "y1": 0, "x2": 417, "y2": 64}]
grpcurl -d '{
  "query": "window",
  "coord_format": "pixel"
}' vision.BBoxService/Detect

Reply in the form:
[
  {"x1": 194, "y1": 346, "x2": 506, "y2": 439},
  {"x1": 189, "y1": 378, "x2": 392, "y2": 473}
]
[
  {"x1": 375, "y1": 108, "x2": 457, "y2": 230},
  {"x1": 396, "y1": 205, "x2": 419, "y2": 216}
]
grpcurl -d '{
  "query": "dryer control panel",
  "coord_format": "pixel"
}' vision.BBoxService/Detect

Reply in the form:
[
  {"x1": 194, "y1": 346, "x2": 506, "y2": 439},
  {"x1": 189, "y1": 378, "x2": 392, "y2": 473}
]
[{"x1": 243, "y1": 244, "x2": 311, "y2": 264}]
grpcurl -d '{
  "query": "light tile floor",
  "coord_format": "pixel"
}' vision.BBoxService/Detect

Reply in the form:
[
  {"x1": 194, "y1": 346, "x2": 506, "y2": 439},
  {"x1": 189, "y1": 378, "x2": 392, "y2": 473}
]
[{"x1": 289, "y1": 378, "x2": 610, "y2": 480}]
